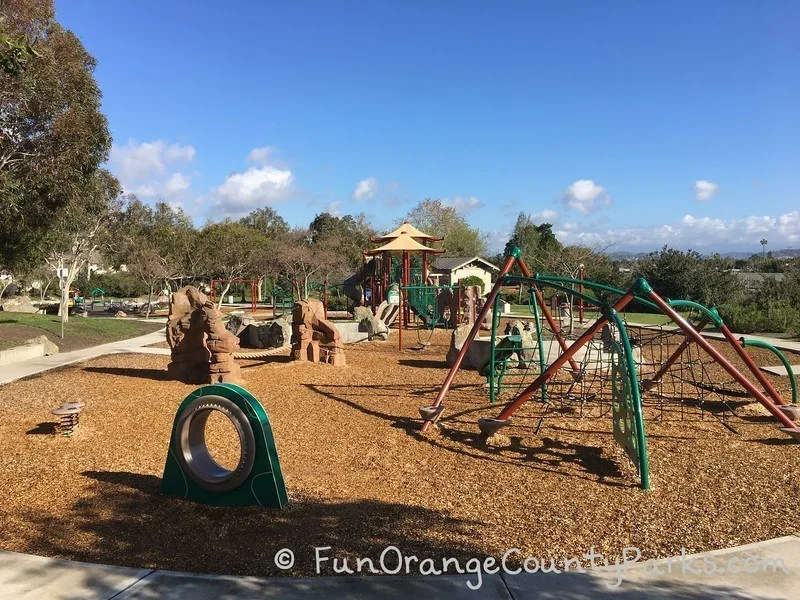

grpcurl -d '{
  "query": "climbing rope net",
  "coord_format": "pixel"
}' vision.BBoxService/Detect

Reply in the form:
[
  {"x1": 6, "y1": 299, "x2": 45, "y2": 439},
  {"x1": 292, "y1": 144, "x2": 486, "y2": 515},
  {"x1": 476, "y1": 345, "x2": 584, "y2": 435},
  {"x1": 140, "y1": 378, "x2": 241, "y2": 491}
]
[{"x1": 485, "y1": 290, "x2": 770, "y2": 432}]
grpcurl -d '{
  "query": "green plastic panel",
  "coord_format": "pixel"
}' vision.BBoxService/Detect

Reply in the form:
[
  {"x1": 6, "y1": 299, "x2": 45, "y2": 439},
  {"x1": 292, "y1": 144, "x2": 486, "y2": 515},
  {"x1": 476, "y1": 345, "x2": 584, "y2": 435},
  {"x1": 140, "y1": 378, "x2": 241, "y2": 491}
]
[{"x1": 161, "y1": 383, "x2": 288, "y2": 508}]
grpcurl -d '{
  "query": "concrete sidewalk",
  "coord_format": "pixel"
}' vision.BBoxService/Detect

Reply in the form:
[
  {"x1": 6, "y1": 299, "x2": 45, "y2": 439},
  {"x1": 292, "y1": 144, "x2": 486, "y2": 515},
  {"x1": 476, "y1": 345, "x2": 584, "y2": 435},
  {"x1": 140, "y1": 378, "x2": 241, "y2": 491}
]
[
  {"x1": 0, "y1": 330, "x2": 167, "y2": 386},
  {"x1": 1, "y1": 535, "x2": 798, "y2": 599}
]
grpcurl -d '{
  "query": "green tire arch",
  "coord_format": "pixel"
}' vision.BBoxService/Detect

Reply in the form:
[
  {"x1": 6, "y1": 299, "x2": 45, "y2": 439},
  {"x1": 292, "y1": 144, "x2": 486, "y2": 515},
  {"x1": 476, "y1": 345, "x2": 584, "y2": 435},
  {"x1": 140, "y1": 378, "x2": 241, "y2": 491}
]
[{"x1": 161, "y1": 383, "x2": 288, "y2": 508}]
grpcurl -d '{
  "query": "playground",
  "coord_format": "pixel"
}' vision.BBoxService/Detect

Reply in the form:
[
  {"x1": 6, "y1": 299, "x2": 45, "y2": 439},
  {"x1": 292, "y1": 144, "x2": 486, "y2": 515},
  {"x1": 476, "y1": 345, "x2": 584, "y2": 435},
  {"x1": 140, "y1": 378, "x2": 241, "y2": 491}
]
[
  {"x1": 0, "y1": 322, "x2": 798, "y2": 577},
  {"x1": 0, "y1": 222, "x2": 798, "y2": 581}
]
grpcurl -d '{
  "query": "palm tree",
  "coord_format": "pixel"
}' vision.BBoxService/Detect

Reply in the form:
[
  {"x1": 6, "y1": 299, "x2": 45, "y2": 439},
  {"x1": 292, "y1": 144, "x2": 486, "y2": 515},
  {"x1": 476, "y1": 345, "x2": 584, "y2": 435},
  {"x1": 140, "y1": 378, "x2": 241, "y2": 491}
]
[{"x1": 760, "y1": 238, "x2": 768, "y2": 256}]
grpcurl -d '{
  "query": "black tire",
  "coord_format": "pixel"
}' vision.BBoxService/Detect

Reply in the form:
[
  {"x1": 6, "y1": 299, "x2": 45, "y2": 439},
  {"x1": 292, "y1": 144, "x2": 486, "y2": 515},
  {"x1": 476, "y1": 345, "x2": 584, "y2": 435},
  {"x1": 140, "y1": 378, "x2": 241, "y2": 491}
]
[{"x1": 174, "y1": 395, "x2": 256, "y2": 493}]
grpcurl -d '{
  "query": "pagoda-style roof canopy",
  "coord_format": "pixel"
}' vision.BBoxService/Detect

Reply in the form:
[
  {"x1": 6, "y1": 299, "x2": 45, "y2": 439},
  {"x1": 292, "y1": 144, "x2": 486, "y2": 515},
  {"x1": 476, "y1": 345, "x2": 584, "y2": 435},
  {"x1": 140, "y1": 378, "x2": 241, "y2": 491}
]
[
  {"x1": 365, "y1": 232, "x2": 445, "y2": 255},
  {"x1": 371, "y1": 221, "x2": 443, "y2": 243}
]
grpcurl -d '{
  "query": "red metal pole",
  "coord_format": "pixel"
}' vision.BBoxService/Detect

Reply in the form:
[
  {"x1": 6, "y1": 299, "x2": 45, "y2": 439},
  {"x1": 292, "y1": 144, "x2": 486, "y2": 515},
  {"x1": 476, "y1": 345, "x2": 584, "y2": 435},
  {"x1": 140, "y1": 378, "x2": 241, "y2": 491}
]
[
  {"x1": 718, "y1": 325, "x2": 786, "y2": 406},
  {"x1": 421, "y1": 252, "x2": 522, "y2": 432},
  {"x1": 578, "y1": 266, "x2": 585, "y2": 324},
  {"x1": 641, "y1": 317, "x2": 709, "y2": 392},
  {"x1": 495, "y1": 292, "x2": 635, "y2": 422},
  {"x1": 398, "y1": 286, "x2": 403, "y2": 351},
  {"x1": 647, "y1": 292, "x2": 796, "y2": 429},
  {"x1": 533, "y1": 287, "x2": 581, "y2": 374}
]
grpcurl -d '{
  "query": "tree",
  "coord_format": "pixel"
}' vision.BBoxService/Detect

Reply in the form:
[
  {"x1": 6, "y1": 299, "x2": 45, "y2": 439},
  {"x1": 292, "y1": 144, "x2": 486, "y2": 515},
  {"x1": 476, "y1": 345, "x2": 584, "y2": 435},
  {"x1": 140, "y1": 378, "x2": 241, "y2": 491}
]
[
  {"x1": 760, "y1": 238, "x2": 768, "y2": 257},
  {"x1": 40, "y1": 169, "x2": 120, "y2": 326},
  {"x1": 196, "y1": 221, "x2": 267, "y2": 309},
  {"x1": 504, "y1": 213, "x2": 563, "y2": 272},
  {"x1": 636, "y1": 246, "x2": 740, "y2": 307},
  {"x1": 239, "y1": 207, "x2": 289, "y2": 239},
  {"x1": 309, "y1": 212, "x2": 376, "y2": 269},
  {"x1": 404, "y1": 199, "x2": 487, "y2": 256},
  {"x1": 1, "y1": 0, "x2": 113, "y2": 273},
  {"x1": 274, "y1": 228, "x2": 347, "y2": 299},
  {"x1": 111, "y1": 197, "x2": 196, "y2": 316}
]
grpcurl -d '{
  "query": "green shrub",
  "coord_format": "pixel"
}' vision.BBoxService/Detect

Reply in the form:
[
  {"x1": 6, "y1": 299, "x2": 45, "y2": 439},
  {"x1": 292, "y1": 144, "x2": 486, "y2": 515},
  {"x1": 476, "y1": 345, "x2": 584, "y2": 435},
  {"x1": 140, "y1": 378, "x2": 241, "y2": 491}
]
[
  {"x1": 326, "y1": 294, "x2": 349, "y2": 311},
  {"x1": 459, "y1": 275, "x2": 485, "y2": 293},
  {"x1": 720, "y1": 299, "x2": 800, "y2": 336}
]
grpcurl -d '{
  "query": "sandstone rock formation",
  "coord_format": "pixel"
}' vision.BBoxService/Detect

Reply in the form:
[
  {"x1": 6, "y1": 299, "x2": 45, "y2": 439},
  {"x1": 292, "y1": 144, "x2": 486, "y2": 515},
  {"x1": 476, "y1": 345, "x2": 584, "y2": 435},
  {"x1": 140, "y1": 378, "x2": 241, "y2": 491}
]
[
  {"x1": 291, "y1": 298, "x2": 346, "y2": 366},
  {"x1": 166, "y1": 286, "x2": 242, "y2": 384},
  {"x1": 205, "y1": 303, "x2": 242, "y2": 384}
]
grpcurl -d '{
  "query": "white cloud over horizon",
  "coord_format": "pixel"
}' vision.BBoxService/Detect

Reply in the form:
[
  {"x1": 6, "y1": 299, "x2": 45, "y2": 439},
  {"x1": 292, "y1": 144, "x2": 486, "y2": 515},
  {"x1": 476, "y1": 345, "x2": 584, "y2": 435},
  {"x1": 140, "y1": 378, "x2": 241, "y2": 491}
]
[
  {"x1": 694, "y1": 180, "x2": 720, "y2": 201},
  {"x1": 562, "y1": 180, "x2": 611, "y2": 214},
  {"x1": 549, "y1": 210, "x2": 800, "y2": 251}
]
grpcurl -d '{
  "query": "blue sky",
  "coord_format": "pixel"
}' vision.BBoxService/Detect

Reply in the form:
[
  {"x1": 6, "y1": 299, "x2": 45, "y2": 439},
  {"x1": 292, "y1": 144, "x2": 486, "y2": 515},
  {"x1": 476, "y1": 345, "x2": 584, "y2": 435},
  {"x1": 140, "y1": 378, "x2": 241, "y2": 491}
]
[{"x1": 57, "y1": 1, "x2": 800, "y2": 252}]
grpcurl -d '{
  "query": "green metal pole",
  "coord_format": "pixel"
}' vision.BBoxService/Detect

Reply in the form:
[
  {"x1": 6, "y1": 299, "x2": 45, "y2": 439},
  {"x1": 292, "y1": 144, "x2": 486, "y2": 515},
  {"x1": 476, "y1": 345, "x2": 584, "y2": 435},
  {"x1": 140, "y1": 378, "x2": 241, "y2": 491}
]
[
  {"x1": 608, "y1": 308, "x2": 651, "y2": 490},
  {"x1": 530, "y1": 285, "x2": 548, "y2": 404},
  {"x1": 489, "y1": 291, "x2": 502, "y2": 403},
  {"x1": 740, "y1": 338, "x2": 798, "y2": 405}
]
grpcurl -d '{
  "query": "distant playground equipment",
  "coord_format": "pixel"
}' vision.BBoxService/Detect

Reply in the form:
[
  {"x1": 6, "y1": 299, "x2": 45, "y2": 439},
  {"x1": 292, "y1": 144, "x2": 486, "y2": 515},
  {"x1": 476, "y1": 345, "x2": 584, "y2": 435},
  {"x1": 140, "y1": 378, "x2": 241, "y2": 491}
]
[
  {"x1": 161, "y1": 383, "x2": 288, "y2": 508},
  {"x1": 340, "y1": 221, "x2": 492, "y2": 348},
  {"x1": 421, "y1": 247, "x2": 800, "y2": 490}
]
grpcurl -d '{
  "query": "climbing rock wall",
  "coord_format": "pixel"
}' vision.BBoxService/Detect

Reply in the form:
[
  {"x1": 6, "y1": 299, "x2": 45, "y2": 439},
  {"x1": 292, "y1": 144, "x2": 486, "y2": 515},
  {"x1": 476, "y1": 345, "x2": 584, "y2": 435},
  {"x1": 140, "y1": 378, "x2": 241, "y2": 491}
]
[
  {"x1": 166, "y1": 286, "x2": 242, "y2": 384},
  {"x1": 291, "y1": 298, "x2": 346, "y2": 366}
]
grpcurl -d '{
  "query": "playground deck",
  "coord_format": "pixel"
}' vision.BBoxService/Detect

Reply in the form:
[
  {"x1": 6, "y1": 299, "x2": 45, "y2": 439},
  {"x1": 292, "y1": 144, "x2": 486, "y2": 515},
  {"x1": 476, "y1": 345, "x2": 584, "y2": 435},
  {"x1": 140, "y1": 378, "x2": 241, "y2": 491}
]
[{"x1": 0, "y1": 330, "x2": 797, "y2": 577}]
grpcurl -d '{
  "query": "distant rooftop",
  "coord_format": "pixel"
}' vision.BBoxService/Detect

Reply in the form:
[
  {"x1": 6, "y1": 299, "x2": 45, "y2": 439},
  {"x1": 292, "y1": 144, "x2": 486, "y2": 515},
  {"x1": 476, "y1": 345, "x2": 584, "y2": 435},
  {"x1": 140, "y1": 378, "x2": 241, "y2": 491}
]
[{"x1": 431, "y1": 256, "x2": 499, "y2": 272}]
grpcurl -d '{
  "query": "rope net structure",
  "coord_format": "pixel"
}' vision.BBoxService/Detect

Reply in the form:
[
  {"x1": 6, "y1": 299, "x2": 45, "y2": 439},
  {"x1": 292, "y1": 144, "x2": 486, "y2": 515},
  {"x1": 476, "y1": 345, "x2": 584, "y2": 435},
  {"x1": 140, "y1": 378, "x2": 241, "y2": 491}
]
[{"x1": 487, "y1": 294, "x2": 768, "y2": 431}]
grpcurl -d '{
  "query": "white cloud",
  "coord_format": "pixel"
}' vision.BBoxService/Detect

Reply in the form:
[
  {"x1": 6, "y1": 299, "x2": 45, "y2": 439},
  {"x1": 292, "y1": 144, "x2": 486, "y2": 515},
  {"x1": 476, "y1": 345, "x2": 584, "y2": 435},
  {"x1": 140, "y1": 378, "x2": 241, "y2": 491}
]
[
  {"x1": 133, "y1": 172, "x2": 192, "y2": 200},
  {"x1": 352, "y1": 177, "x2": 378, "y2": 201},
  {"x1": 562, "y1": 180, "x2": 611, "y2": 214},
  {"x1": 110, "y1": 140, "x2": 195, "y2": 180},
  {"x1": 246, "y1": 146, "x2": 277, "y2": 165},
  {"x1": 213, "y1": 165, "x2": 293, "y2": 214},
  {"x1": 163, "y1": 172, "x2": 191, "y2": 196},
  {"x1": 326, "y1": 200, "x2": 342, "y2": 217},
  {"x1": 553, "y1": 211, "x2": 800, "y2": 250},
  {"x1": 443, "y1": 195, "x2": 482, "y2": 213},
  {"x1": 532, "y1": 209, "x2": 559, "y2": 222},
  {"x1": 693, "y1": 180, "x2": 720, "y2": 201},
  {"x1": 778, "y1": 211, "x2": 800, "y2": 242}
]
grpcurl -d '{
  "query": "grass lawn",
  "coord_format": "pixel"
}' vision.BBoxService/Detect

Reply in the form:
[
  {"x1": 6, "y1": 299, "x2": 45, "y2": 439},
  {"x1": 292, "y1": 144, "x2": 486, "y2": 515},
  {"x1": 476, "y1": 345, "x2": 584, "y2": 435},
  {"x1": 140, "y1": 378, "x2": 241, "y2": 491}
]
[{"x1": 0, "y1": 313, "x2": 163, "y2": 352}]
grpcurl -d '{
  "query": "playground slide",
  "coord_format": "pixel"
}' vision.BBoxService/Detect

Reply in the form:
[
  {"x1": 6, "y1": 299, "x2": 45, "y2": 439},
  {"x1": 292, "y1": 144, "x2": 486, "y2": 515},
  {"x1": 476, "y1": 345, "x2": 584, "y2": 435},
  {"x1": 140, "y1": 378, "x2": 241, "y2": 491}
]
[{"x1": 342, "y1": 260, "x2": 377, "y2": 306}]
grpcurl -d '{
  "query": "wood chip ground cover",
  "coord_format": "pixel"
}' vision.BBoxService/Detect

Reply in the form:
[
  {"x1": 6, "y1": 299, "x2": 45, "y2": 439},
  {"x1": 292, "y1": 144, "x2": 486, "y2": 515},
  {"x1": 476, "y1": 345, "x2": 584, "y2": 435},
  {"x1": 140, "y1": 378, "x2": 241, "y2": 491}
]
[{"x1": 0, "y1": 329, "x2": 797, "y2": 577}]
